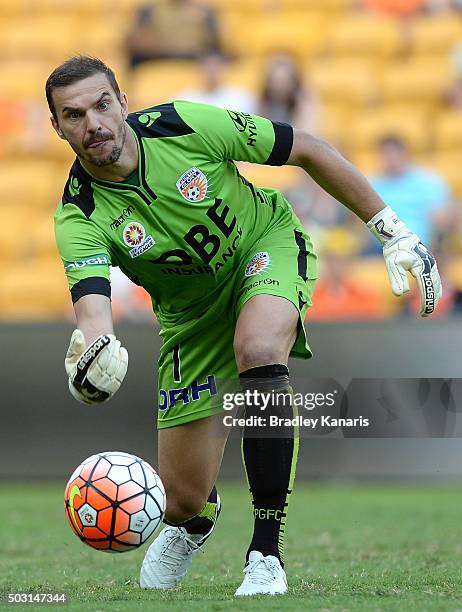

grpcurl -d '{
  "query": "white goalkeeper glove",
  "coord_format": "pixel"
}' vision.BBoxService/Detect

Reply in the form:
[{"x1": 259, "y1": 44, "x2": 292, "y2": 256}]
[
  {"x1": 65, "y1": 329, "x2": 128, "y2": 405},
  {"x1": 367, "y1": 206, "x2": 442, "y2": 317}
]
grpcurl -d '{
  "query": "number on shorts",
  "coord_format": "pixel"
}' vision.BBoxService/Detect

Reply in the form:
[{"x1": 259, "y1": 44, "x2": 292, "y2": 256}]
[{"x1": 172, "y1": 345, "x2": 181, "y2": 383}]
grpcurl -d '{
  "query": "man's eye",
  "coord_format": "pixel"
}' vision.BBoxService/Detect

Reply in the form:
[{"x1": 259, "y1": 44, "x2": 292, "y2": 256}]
[
  {"x1": 69, "y1": 112, "x2": 80, "y2": 120},
  {"x1": 99, "y1": 101, "x2": 109, "y2": 111}
]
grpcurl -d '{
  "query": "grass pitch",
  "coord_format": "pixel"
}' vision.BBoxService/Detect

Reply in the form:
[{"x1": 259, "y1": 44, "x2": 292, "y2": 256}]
[{"x1": 1, "y1": 481, "x2": 462, "y2": 611}]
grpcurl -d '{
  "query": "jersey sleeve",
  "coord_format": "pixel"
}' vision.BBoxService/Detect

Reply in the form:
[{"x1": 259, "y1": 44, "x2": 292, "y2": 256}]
[
  {"x1": 55, "y1": 205, "x2": 112, "y2": 303},
  {"x1": 173, "y1": 100, "x2": 294, "y2": 166}
]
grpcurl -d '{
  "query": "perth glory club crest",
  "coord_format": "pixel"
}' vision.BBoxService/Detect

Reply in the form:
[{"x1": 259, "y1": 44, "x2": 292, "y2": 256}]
[{"x1": 176, "y1": 167, "x2": 208, "y2": 202}]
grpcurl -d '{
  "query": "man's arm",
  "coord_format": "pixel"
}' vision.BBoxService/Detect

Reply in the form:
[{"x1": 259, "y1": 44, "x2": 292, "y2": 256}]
[
  {"x1": 74, "y1": 294, "x2": 114, "y2": 343},
  {"x1": 287, "y1": 129, "x2": 442, "y2": 317},
  {"x1": 288, "y1": 129, "x2": 386, "y2": 222},
  {"x1": 65, "y1": 294, "x2": 128, "y2": 405}
]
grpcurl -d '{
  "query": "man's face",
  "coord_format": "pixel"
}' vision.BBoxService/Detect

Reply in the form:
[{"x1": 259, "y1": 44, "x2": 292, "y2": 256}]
[
  {"x1": 51, "y1": 73, "x2": 128, "y2": 167},
  {"x1": 379, "y1": 142, "x2": 409, "y2": 176}
]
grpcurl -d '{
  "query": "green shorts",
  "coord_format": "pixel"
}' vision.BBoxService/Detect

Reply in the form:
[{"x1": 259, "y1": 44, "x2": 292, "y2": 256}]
[{"x1": 156, "y1": 211, "x2": 317, "y2": 429}]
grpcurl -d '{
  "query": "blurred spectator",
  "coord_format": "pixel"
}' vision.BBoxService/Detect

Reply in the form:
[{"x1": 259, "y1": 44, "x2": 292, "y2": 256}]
[
  {"x1": 361, "y1": 0, "x2": 425, "y2": 17},
  {"x1": 443, "y1": 77, "x2": 462, "y2": 109},
  {"x1": 126, "y1": 0, "x2": 221, "y2": 69},
  {"x1": 178, "y1": 52, "x2": 257, "y2": 113},
  {"x1": 258, "y1": 53, "x2": 323, "y2": 134},
  {"x1": 425, "y1": 0, "x2": 459, "y2": 13},
  {"x1": 308, "y1": 228, "x2": 389, "y2": 321},
  {"x1": 284, "y1": 176, "x2": 355, "y2": 250},
  {"x1": 369, "y1": 135, "x2": 452, "y2": 249}
]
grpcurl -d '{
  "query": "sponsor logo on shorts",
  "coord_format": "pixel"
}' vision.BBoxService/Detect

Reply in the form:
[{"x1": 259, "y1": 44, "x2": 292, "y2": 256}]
[
  {"x1": 123, "y1": 222, "x2": 155, "y2": 258},
  {"x1": 64, "y1": 255, "x2": 109, "y2": 270},
  {"x1": 159, "y1": 375, "x2": 217, "y2": 411},
  {"x1": 240, "y1": 278, "x2": 280, "y2": 295},
  {"x1": 110, "y1": 204, "x2": 135, "y2": 230},
  {"x1": 176, "y1": 167, "x2": 208, "y2": 202},
  {"x1": 245, "y1": 251, "x2": 270, "y2": 276}
]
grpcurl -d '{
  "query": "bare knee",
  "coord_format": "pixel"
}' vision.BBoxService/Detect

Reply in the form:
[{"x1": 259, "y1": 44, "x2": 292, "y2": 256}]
[
  {"x1": 163, "y1": 481, "x2": 207, "y2": 523},
  {"x1": 233, "y1": 336, "x2": 283, "y2": 372}
]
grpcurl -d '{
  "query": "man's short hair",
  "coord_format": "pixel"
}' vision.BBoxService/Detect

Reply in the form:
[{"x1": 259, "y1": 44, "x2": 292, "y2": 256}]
[
  {"x1": 378, "y1": 134, "x2": 407, "y2": 150},
  {"x1": 46, "y1": 56, "x2": 121, "y2": 120}
]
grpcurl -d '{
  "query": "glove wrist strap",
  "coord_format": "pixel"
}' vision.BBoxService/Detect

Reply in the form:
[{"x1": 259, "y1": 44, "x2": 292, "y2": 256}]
[{"x1": 367, "y1": 206, "x2": 411, "y2": 246}]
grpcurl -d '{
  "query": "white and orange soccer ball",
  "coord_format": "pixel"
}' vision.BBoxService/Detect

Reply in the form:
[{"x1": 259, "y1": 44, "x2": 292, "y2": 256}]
[{"x1": 64, "y1": 451, "x2": 165, "y2": 552}]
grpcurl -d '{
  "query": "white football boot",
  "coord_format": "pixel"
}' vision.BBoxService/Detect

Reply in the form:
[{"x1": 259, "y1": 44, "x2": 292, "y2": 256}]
[
  {"x1": 140, "y1": 495, "x2": 221, "y2": 589},
  {"x1": 234, "y1": 551, "x2": 288, "y2": 596}
]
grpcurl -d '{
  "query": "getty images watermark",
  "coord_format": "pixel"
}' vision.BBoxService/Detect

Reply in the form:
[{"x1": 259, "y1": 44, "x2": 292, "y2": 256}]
[
  {"x1": 213, "y1": 378, "x2": 462, "y2": 438},
  {"x1": 220, "y1": 383, "x2": 369, "y2": 431}
]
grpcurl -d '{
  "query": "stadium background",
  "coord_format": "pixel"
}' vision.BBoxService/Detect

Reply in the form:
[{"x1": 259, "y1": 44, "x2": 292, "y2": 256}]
[
  {"x1": 1, "y1": 0, "x2": 461, "y2": 468},
  {"x1": 1, "y1": 0, "x2": 461, "y2": 471},
  {"x1": 2, "y1": 0, "x2": 462, "y2": 321},
  {"x1": 1, "y1": 1, "x2": 462, "y2": 607}
]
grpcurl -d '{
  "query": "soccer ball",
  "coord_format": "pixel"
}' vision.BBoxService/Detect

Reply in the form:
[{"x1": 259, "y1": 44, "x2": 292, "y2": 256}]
[{"x1": 64, "y1": 451, "x2": 165, "y2": 552}]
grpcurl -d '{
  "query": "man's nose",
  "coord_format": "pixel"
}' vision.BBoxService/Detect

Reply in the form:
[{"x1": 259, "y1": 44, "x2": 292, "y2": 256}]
[{"x1": 86, "y1": 111, "x2": 102, "y2": 134}]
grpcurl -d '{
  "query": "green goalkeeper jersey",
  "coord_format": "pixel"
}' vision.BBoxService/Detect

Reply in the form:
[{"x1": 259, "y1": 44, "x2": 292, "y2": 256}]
[{"x1": 54, "y1": 100, "x2": 295, "y2": 328}]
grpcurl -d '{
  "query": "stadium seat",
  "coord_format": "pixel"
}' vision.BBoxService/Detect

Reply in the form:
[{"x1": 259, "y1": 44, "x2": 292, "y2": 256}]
[
  {"x1": 318, "y1": 104, "x2": 358, "y2": 148},
  {"x1": 205, "y1": 0, "x2": 265, "y2": 8},
  {"x1": 418, "y1": 151, "x2": 462, "y2": 198},
  {"x1": 237, "y1": 162, "x2": 304, "y2": 192},
  {"x1": 350, "y1": 107, "x2": 429, "y2": 155},
  {"x1": 3, "y1": 17, "x2": 79, "y2": 61},
  {"x1": 309, "y1": 59, "x2": 378, "y2": 108},
  {"x1": 328, "y1": 15, "x2": 402, "y2": 60},
  {"x1": 41, "y1": 129, "x2": 82, "y2": 164},
  {"x1": 238, "y1": 13, "x2": 328, "y2": 61},
  {"x1": 0, "y1": 161, "x2": 58, "y2": 211},
  {"x1": 225, "y1": 58, "x2": 264, "y2": 95},
  {"x1": 0, "y1": 60, "x2": 50, "y2": 99},
  {"x1": 381, "y1": 59, "x2": 456, "y2": 108},
  {"x1": 27, "y1": 217, "x2": 58, "y2": 257},
  {"x1": 350, "y1": 150, "x2": 380, "y2": 175},
  {"x1": 0, "y1": 0, "x2": 23, "y2": 16},
  {"x1": 282, "y1": 0, "x2": 350, "y2": 11},
  {"x1": 77, "y1": 18, "x2": 129, "y2": 57},
  {"x1": 433, "y1": 111, "x2": 462, "y2": 152},
  {"x1": 411, "y1": 15, "x2": 462, "y2": 59},
  {"x1": 129, "y1": 61, "x2": 201, "y2": 109}
]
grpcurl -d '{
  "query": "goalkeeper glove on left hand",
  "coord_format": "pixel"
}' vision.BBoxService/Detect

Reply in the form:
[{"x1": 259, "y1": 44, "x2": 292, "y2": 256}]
[
  {"x1": 367, "y1": 206, "x2": 442, "y2": 317},
  {"x1": 65, "y1": 329, "x2": 128, "y2": 405}
]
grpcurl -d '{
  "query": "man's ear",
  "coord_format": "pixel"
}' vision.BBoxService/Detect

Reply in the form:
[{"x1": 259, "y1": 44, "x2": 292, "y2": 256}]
[
  {"x1": 120, "y1": 92, "x2": 129, "y2": 120},
  {"x1": 51, "y1": 116, "x2": 66, "y2": 140}
]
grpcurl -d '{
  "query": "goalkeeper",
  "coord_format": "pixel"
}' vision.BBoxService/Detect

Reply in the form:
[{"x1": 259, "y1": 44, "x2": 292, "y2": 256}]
[{"x1": 48, "y1": 56, "x2": 441, "y2": 596}]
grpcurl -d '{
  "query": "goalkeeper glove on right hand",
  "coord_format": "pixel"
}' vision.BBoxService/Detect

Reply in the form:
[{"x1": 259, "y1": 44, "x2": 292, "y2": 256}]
[
  {"x1": 65, "y1": 329, "x2": 128, "y2": 405},
  {"x1": 367, "y1": 206, "x2": 442, "y2": 317}
]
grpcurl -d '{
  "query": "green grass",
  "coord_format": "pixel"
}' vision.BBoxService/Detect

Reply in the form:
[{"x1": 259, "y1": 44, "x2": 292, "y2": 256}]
[{"x1": 1, "y1": 482, "x2": 462, "y2": 611}]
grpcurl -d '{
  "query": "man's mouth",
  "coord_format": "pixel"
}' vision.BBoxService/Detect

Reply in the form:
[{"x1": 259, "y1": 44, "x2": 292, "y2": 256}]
[{"x1": 87, "y1": 139, "x2": 109, "y2": 149}]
